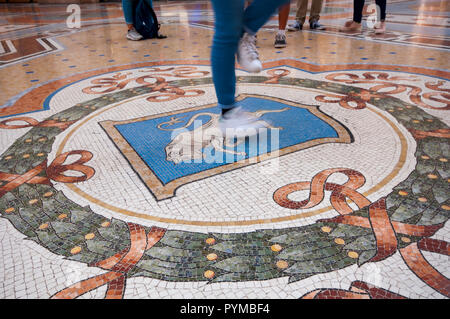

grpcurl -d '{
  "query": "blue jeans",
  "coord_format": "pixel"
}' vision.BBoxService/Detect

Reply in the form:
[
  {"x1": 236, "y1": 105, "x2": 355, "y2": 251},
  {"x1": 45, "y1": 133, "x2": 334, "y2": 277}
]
[
  {"x1": 210, "y1": 0, "x2": 289, "y2": 110},
  {"x1": 122, "y1": 0, "x2": 153, "y2": 25}
]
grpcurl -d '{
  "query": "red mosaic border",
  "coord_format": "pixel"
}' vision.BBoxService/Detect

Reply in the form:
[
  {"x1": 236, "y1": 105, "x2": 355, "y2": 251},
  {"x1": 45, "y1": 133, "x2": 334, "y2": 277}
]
[{"x1": 2, "y1": 59, "x2": 449, "y2": 118}]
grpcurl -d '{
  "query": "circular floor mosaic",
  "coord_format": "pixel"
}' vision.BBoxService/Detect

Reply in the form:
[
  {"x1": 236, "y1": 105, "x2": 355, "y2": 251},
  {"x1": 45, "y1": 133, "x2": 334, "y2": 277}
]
[{"x1": 0, "y1": 63, "x2": 448, "y2": 298}]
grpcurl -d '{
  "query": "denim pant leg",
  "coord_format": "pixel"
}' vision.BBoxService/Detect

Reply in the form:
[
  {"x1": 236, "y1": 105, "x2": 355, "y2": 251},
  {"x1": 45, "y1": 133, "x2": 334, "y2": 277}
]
[
  {"x1": 210, "y1": 0, "x2": 289, "y2": 109},
  {"x1": 122, "y1": 0, "x2": 154, "y2": 25},
  {"x1": 210, "y1": 0, "x2": 245, "y2": 109},
  {"x1": 244, "y1": 0, "x2": 290, "y2": 34},
  {"x1": 122, "y1": 0, "x2": 134, "y2": 24}
]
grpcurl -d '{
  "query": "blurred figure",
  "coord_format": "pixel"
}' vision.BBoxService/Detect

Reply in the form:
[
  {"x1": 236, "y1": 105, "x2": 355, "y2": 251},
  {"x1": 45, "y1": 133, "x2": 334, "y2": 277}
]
[
  {"x1": 122, "y1": 0, "x2": 153, "y2": 40},
  {"x1": 287, "y1": 0, "x2": 325, "y2": 31},
  {"x1": 340, "y1": 0, "x2": 386, "y2": 33},
  {"x1": 211, "y1": 0, "x2": 289, "y2": 137}
]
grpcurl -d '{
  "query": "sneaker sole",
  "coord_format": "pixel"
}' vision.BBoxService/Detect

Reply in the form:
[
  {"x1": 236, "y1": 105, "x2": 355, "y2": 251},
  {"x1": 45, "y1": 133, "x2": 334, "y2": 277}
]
[
  {"x1": 221, "y1": 128, "x2": 266, "y2": 139},
  {"x1": 238, "y1": 63, "x2": 262, "y2": 73},
  {"x1": 126, "y1": 35, "x2": 143, "y2": 41}
]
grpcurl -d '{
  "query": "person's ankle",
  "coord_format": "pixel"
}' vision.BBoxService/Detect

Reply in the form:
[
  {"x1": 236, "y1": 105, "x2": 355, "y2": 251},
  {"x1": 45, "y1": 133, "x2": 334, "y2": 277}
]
[{"x1": 220, "y1": 104, "x2": 235, "y2": 117}]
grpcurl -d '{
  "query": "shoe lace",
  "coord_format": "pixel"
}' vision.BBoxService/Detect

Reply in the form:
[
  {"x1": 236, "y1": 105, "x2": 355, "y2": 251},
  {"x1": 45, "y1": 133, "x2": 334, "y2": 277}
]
[
  {"x1": 276, "y1": 34, "x2": 285, "y2": 41},
  {"x1": 242, "y1": 34, "x2": 259, "y2": 59}
]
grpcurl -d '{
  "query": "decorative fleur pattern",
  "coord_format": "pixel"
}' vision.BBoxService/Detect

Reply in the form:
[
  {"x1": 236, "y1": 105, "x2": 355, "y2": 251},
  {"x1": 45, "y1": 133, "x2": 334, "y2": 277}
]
[
  {"x1": 324, "y1": 72, "x2": 450, "y2": 110},
  {"x1": 301, "y1": 280, "x2": 407, "y2": 299}
]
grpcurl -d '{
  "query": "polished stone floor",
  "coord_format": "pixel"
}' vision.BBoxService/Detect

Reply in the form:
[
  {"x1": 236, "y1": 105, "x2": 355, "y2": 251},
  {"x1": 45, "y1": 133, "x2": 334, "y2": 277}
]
[{"x1": 0, "y1": 0, "x2": 449, "y2": 299}]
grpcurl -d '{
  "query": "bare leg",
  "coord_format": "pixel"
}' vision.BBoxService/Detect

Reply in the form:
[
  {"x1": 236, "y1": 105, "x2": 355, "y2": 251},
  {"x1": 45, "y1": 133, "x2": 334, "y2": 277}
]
[
  {"x1": 278, "y1": 2, "x2": 290, "y2": 31},
  {"x1": 275, "y1": 2, "x2": 290, "y2": 47}
]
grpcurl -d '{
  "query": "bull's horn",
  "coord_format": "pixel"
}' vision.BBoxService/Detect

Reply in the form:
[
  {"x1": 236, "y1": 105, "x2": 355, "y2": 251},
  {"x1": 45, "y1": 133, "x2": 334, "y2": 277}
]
[
  {"x1": 157, "y1": 112, "x2": 216, "y2": 131},
  {"x1": 252, "y1": 107, "x2": 290, "y2": 117}
]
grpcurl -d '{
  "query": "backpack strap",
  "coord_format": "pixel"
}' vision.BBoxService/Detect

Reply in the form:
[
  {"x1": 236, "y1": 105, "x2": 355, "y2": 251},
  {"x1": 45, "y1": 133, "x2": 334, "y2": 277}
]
[
  {"x1": 148, "y1": 4, "x2": 167, "y2": 39},
  {"x1": 148, "y1": 6, "x2": 159, "y2": 30}
]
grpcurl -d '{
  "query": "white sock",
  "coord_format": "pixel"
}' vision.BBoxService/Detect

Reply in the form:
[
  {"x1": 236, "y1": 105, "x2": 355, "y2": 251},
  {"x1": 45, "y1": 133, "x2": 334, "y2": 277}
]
[{"x1": 277, "y1": 29, "x2": 286, "y2": 36}]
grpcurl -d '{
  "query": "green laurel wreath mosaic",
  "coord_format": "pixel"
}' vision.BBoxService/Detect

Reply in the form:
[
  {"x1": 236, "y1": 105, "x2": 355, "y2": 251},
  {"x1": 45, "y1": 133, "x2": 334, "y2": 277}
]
[{"x1": 0, "y1": 75, "x2": 448, "y2": 284}]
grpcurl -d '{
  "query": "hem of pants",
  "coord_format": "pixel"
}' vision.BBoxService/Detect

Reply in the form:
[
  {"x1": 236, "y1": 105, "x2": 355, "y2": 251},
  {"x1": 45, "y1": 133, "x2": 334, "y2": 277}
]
[
  {"x1": 243, "y1": 25, "x2": 256, "y2": 36},
  {"x1": 218, "y1": 103, "x2": 235, "y2": 110}
]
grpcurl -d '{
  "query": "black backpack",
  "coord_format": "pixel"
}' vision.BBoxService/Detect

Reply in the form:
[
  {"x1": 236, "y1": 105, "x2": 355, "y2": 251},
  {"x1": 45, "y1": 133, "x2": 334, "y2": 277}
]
[{"x1": 134, "y1": 0, "x2": 167, "y2": 39}]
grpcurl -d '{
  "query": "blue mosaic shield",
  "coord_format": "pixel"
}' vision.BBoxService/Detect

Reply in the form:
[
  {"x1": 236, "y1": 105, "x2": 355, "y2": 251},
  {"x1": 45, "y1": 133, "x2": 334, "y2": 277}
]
[{"x1": 100, "y1": 95, "x2": 351, "y2": 200}]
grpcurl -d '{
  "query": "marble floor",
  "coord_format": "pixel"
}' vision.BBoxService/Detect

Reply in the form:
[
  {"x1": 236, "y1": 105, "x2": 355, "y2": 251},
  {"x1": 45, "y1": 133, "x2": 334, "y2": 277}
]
[{"x1": 0, "y1": 0, "x2": 448, "y2": 299}]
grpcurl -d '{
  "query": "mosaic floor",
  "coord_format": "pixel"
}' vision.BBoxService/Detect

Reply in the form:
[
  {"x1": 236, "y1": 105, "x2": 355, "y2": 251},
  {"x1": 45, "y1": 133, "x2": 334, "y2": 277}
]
[{"x1": 0, "y1": 0, "x2": 449, "y2": 300}]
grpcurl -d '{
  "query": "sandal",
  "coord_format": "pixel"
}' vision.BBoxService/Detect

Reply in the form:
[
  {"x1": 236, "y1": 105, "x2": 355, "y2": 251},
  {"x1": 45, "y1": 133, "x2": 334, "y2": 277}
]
[
  {"x1": 339, "y1": 20, "x2": 362, "y2": 32},
  {"x1": 374, "y1": 21, "x2": 386, "y2": 34}
]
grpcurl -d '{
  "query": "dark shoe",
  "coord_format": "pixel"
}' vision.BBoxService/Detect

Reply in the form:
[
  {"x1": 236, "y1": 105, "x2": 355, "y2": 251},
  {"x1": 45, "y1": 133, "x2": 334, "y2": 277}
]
[
  {"x1": 287, "y1": 21, "x2": 303, "y2": 31},
  {"x1": 310, "y1": 21, "x2": 326, "y2": 30},
  {"x1": 274, "y1": 33, "x2": 287, "y2": 48}
]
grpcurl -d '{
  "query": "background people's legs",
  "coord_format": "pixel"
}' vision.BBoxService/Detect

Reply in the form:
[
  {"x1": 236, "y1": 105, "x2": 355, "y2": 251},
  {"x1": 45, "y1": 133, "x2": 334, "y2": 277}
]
[
  {"x1": 353, "y1": 0, "x2": 365, "y2": 23},
  {"x1": 122, "y1": 0, "x2": 154, "y2": 40},
  {"x1": 309, "y1": 0, "x2": 325, "y2": 29},
  {"x1": 341, "y1": 0, "x2": 386, "y2": 33},
  {"x1": 275, "y1": 3, "x2": 290, "y2": 48},
  {"x1": 374, "y1": 0, "x2": 387, "y2": 33},
  {"x1": 295, "y1": 0, "x2": 308, "y2": 26},
  {"x1": 210, "y1": 0, "x2": 289, "y2": 135}
]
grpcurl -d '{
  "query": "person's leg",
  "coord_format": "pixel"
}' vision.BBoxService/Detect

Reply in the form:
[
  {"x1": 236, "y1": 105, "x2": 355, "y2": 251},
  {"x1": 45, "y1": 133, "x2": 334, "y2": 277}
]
[
  {"x1": 295, "y1": 0, "x2": 308, "y2": 25},
  {"x1": 122, "y1": 0, "x2": 134, "y2": 29},
  {"x1": 243, "y1": 0, "x2": 290, "y2": 34},
  {"x1": 374, "y1": 0, "x2": 386, "y2": 33},
  {"x1": 210, "y1": 0, "x2": 244, "y2": 110},
  {"x1": 353, "y1": 0, "x2": 365, "y2": 23},
  {"x1": 340, "y1": 0, "x2": 363, "y2": 31},
  {"x1": 375, "y1": 0, "x2": 386, "y2": 21},
  {"x1": 278, "y1": 2, "x2": 290, "y2": 30},
  {"x1": 309, "y1": 0, "x2": 323, "y2": 23},
  {"x1": 237, "y1": 0, "x2": 290, "y2": 73},
  {"x1": 309, "y1": 0, "x2": 325, "y2": 29},
  {"x1": 123, "y1": 0, "x2": 143, "y2": 40},
  {"x1": 212, "y1": 0, "x2": 284, "y2": 110},
  {"x1": 275, "y1": 2, "x2": 290, "y2": 47},
  {"x1": 213, "y1": 0, "x2": 290, "y2": 136},
  {"x1": 123, "y1": 0, "x2": 153, "y2": 28}
]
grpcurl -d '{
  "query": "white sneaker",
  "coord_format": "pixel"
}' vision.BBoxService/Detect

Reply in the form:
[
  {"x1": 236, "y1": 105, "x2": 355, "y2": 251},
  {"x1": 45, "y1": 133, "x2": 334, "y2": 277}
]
[
  {"x1": 127, "y1": 28, "x2": 143, "y2": 41},
  {"x1": 287, "y1": 21, "x2": 302, "y2": 31},
  {"x1": 237, "y1": 33, "x2": 262, "y2": 73},
  {"x1": 219, "y1": 107, "x2": 267, "y2": 138},
  {"x1": 274, "y1": 32, "x2": 287, "y2": 48}
]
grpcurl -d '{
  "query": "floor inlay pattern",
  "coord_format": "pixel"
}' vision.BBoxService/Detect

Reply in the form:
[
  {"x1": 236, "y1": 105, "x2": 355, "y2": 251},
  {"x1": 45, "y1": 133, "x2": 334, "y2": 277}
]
[{"x1": 0, "y1": 0, "x2": 448, "y2": 299}]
